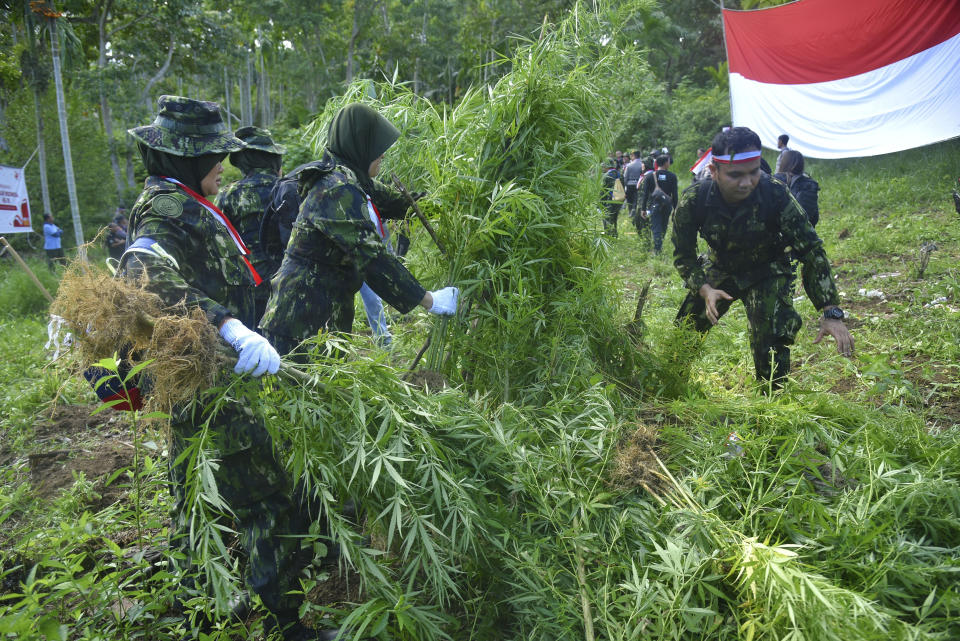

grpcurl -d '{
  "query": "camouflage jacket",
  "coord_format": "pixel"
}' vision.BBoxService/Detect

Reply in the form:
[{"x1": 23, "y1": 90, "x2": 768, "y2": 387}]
[
  {"x1": 259, "y1": 162, "x2": 426, "y2": 339},
  {"x1": 366, "y1": 177, "x2": 412, "y2": 221},
  {"x1": 123, "y1": 176, "x2": 257, "y2": 328},
  {"x1": 215, "y1": 171, "x2": 279, "y2": 278},
  {"x1": 671, "y1": 175, "x2": 839, "y2": 310}
]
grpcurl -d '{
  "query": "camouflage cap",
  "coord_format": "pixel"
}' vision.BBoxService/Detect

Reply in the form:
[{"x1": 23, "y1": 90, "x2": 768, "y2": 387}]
[
  {"x1": 235, "y1": 126, "x2": 285, "y2": 155},
  {"x1": 128, "y1": 95, "x2": 244, "y2": 157}
]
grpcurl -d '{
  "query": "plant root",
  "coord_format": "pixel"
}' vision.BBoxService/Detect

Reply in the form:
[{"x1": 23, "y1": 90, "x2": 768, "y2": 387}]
[
  {"x1": 610, "y1": 422, "x2": 665, "y2": 494},
  {"x1": 51, "y1": 259, "x2": 226, "y2": 411}
]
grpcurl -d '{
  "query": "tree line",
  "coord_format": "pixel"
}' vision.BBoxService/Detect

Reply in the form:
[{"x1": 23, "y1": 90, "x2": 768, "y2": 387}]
[{"x1": 0, "y1": 0, "x2": 786, "y2": 245}]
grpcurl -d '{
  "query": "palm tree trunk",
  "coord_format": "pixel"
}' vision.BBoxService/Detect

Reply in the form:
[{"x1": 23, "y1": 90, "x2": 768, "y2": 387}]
[
  {"x1": 48, "y1": 16, "x2": 85, "y2": 252},
  {"x1": 243, "y1": 50, "x2": 254, "y2": 126},
  {"x1": 224, "y1": 68, "x2": 233, "y2": 129},
  {"x1": 32, "y1": 87, "x2": 53, "y2": 217},
  {"x1": 257, "y1": 28, "x2": 270, "y2": 126},
  {"x1": 346, "y1": 0, "x2": 361, "y2": 84},
  {"x1": 124, "y1": 139, "x2": 136, "y2": 189},
  {"x1": 97, "y1": 18, "x2": 125, "y2": 201}
]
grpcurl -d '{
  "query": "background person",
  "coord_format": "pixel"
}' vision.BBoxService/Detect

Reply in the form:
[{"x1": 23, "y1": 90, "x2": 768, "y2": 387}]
[
  {"x1": 775, "y1": 133, "x2": 790, "y2": 174},
  {"x1": 639, "y1": 153, "x2": 678, "y2": 254},
  {"x1": 104, "y1": 221, "x2": 126, "y2": 260},
  {"x1": 600, "y1": 159, "x2": 623, "y2": 237},
  {"x1": 775, "y1": 149, "x2": 820, "y2": 227},
  {"x1": 216, "y1": 125, "x2": 285, "y2": 324},
  {"x1": 621, "y1": 150, "x2": 645, "y2": 228},
  {"x1": 43, "y1": 214, "x2": 64, "y2": 269}
]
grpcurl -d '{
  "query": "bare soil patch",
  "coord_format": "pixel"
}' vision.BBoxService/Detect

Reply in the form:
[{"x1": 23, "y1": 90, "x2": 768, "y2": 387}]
[
  {"x1": 28, "y1": 441, "x2": 133, "y2": 508},
  {"x1": 405, "y1": 369, "x2": 449, "y2": 391},
  {"x1": 306, "y1": 564, "x2": 364, "y2": 609},
  {"x1": 35, "y1": 403, "x2": 125, "y2": 443},
  {"x1": 16, "y1": 402, "x2": 138, "y2": 509},
  {"x1": 899, "y1": 353, "x2": 960, "y2": 431}
]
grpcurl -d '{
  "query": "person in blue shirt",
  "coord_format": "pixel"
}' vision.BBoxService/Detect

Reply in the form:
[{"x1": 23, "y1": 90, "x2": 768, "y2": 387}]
[{"x1": 43, "y1": 214, "x2": 64, "y2": 269}]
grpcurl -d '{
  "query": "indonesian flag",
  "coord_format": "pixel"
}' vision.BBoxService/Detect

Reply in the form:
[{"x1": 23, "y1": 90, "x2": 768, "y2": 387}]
[
  {"x1": 724, "y1": 0, "x2": 960, "y2": 158},
  {"x1": 690, "y1": 148, "x2": 712, "y2": 175}
]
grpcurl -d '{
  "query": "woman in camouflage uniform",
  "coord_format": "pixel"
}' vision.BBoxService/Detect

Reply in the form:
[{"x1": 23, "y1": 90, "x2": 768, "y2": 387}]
[
  {"x1": 216, "y1": 126, "x2": 285, "y2": 324},
  {"x1": 260, "y1": 103, "x2": 458, "y2": 356},
  {"x1": 125, "y1": 96, "x2": 333, "y2": 640}
]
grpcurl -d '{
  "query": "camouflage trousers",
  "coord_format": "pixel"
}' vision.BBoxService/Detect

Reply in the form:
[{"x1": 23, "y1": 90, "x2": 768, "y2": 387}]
[
  {"x1": 675, "y1": 274, "x2": 803, "y2": 384},
  {"x1": 603, "y1": 202, "x2": 622, "y2": 237},
  {"x1": 168, "y1": 397, "x2": 322, "y2": 619}
]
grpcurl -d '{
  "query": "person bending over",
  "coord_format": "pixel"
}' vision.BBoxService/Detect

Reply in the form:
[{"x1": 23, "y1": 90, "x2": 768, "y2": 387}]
[{"x1": 671, "y1": 126, "x2": 853, "y2": 388}]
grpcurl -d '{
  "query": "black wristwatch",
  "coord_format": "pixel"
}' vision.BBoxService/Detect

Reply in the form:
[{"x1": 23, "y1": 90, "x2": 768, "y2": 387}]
[{"x1": 822, "y1": 306, "x2": 845, "y2": 320}]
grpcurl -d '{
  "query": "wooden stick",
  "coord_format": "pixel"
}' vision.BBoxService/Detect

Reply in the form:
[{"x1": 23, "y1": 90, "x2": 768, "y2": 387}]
[
  {"x1": 391, "y1": 173, "x2": 447, "y2": 256},
  {"x1": 408, "y1": 336, "x2": 431, "y2": 372},
  {"x1": 0, "y1": 236, "x2": 54, "y2": 303},
  {"x1": 626, "y1": 278, "x2": 652, "y2": 339},
  {"x1": 633, "y1": 279, "x2": 652, "y2": 323}
]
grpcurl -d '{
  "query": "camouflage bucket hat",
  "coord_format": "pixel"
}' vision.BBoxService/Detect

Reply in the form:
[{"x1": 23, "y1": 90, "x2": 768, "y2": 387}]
[
  {"x1": 235, "y1": 126, "x2": 285, "y2": 155},
  {"x1": 128, "y1": 95, "x2": 244, "y2": 157}
]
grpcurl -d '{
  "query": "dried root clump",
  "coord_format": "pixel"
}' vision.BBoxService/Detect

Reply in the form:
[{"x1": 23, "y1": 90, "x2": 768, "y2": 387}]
[
  {"x1": 147, "y1": 305, "x2": 225, "y2": 411},
  {"x1": 610, "y1": 422, "x2": 665, "y2": 494},
  {"x1": 51, "y1": 260, "x2": 227, "y2": 411},
  {"x1": 52, "y1": 262, "x2": 164, "y2": 362}
]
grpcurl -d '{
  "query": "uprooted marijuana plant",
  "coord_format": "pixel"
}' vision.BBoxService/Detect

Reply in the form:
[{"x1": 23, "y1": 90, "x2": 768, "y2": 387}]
[{"x1": 306, "y1": 27, "x2": 651, "y2": 404}]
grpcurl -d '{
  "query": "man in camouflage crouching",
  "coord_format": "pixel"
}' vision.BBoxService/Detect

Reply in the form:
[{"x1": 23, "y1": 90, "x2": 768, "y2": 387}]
[
  {"x1": 671, "y1": 126, "x2": 854, "y2": 388},
  {"x1": 217, "y1": 126, "x2": 285, "y2": 325}
]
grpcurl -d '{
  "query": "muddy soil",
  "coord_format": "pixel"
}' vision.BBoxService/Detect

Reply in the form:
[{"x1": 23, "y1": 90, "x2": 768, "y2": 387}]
[
  {"x1": 28, "y1": 441, "x2": 133, "y2": 508},
  {"x1": 404, "y1": 369, "x2": 449, "y2": 391},
  {"x1": 23, "y1": 404, "x2": 135, "y2": 508}
]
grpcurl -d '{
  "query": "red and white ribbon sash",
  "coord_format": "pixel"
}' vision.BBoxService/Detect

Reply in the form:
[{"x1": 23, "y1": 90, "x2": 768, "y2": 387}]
[
  {"x1": 161, "y1": 177, "x2": 263, "y2": 286},
  {"x1": 366, "y1": 196, "x2": 386, "y2": 238}
]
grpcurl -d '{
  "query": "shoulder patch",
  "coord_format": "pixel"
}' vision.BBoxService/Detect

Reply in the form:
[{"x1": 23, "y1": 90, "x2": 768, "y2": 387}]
[{"x1": 152, "y1": 194, "x2": 184, "y2": 218}]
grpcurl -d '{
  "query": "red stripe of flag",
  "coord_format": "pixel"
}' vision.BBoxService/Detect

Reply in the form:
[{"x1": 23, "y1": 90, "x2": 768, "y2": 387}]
[{"x1": 724, "y1": 0, "x2": 960, "y2": 85}]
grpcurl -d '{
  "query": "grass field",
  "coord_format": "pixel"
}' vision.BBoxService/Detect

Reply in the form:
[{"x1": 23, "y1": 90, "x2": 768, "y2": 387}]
[{"x1": 0, "y1": 138, "x2": 958, "y2": 640}]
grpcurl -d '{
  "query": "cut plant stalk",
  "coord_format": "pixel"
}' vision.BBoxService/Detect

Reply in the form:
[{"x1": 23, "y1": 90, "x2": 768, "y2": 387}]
[{"x1": 392, "y1": 172, "x2": 447, "y2": 256}]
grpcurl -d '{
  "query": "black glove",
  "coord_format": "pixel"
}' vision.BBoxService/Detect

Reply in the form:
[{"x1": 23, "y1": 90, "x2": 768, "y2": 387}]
[{"x1": 411, "y1": 191, "x2": 427, "y2": 201}]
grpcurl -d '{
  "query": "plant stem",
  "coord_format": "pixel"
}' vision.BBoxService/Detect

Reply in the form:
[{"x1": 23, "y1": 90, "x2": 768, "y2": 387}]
[{"x1": 573, "y1": 516, "x2": 595, "y2": 641}]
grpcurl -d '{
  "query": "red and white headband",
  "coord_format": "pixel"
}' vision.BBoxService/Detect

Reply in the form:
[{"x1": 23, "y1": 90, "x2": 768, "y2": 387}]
[{"x1": 712, "y1": 150, "x2": 762, "y2": 164}]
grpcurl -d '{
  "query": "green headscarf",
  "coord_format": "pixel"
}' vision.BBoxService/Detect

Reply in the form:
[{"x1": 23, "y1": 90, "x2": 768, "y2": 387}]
[
  {"x1": 138, "y1": 142, "x2": 225, "y2": 195},
  {"x1": 325, "y1": 103, "x2": 400, "y2": 190}
]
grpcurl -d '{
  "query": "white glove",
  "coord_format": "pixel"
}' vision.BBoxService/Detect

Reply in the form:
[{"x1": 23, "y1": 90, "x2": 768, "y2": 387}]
[
  {"x1": 219, "y1": 318, "x2": 281, "y2": 377},
  {"x1": 428, "y1": 287, "x2": 459, "y2": 315}
]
